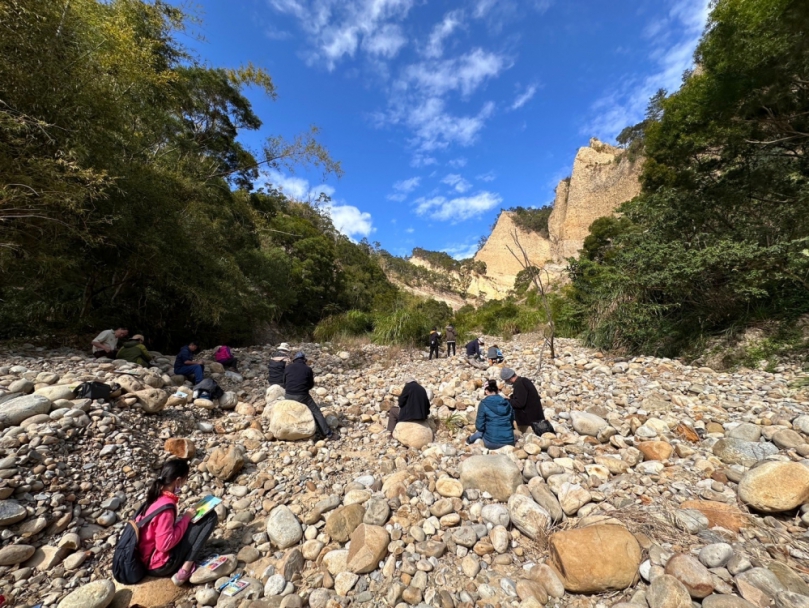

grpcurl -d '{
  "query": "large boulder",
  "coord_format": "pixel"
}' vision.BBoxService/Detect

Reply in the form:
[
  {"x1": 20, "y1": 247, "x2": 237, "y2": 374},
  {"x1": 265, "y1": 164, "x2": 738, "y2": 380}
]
[
  {"x1": 548, "y1": 525, "x2": 641, "y2": 593},
  {"x1": 266, "y1": 505, "x2": 302, "y2": 549},
  {"x1": 738, "y1": 461, "x2": 809, "y2": 513},
  {"x1": 133, "y1": 388, "x2": 168, "y2": 414},
  {"x1": 58, "y1": 579, "x2": 116, "y2": 608},
  {"x1": 325, "y1": 504, "x2": 366, "y2": 542},
  {"x1": 164, "y1": 438, "x2": 196, "y2": 459},
  {"x1": 346, "y1": 524, "x2": 389, "y2": 573},
  {"x1": 206, "y1": 445, "x2": 245, "y2": 481},
  {"x1": 712, "y1": 438, "x2": 778, "y2": 467},
  {"x1": 393, "y1": 421, "x2": 433, "y2": 449},
  {"x1": 570, "y1": 411, "x2": 608, "y2": 437},
  {"x1": 115, "y1": 375, "x2": 144, "y2": 394},
  {"x1": 110, "y1": 577, "x2": 185, "y2": 608},
  {"x1": 459, "y1": 454, "x2": 521, "y2": 501},
  {"x1": 269, "y1": 400, "x2": 316, "y2": 440},
  {"x1": 0, "y1": 394, "x2": 51, "y2": 428},
  {"x1": 265, "y1": 385, "x2": 285, "y2": 407},
  {"x1": 34, "y1": 385, "x2": 74, "y2": 402},
  {"x1": 507, "y1": 494, "x2": 551, "y2": 540}
]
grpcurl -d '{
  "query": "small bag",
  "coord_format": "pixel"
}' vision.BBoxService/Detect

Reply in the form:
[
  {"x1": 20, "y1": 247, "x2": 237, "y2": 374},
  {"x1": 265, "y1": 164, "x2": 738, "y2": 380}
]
[
  {"x1": 531, "y1": 419, "x2": 555, "y2": 436},
  {"x1": 112, "y1": 503, "x2": 176, "y2": 584},
  {"x1": 73, "y1": 381, "x2": 114, "y2": 401}
]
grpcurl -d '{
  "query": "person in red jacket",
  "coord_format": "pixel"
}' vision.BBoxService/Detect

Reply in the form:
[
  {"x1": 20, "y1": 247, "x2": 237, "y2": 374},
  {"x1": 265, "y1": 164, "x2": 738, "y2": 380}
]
[{"x1": 136, "y1": 459, "x2": 218, "y2": 586}]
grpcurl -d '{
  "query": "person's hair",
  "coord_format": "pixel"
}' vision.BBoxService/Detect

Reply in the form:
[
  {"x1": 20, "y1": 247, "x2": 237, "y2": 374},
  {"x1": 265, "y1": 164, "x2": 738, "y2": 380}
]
[
  {"x1": 432, "y1": 326, "x2": 437, "y2": 331},
  {"x1": 189, "y1": 340, "x2": 199, "y2": 348},
  {"x1": 116, "y1": 327, "x2": 128, "y2": 332},
  {"x1": 485, "y1": 379, "x2": 499, "y2": 394},
  {"x1": 145, "y1": 459, "x2": 190, "y2": 507}
]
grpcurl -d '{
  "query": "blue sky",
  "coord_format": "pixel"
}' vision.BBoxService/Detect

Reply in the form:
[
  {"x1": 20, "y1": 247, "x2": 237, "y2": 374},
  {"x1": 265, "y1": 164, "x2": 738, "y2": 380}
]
[{"x1": 179, "y1": 0, "x2": 709, "y2": 259}]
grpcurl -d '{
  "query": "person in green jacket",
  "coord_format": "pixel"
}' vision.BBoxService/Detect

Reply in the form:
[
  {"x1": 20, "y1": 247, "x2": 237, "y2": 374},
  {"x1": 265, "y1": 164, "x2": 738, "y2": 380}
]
[{"x1": 116, "y1": 334, "x2": 152, "y2": 366}]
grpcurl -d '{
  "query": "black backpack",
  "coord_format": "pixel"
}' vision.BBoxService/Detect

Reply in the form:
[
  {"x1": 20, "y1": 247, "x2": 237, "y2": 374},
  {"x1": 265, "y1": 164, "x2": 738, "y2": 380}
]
[
  {"x1": 73, "y1": 381, "x2": 116, "y2": 401},
  {"x1": 112, "y1": 503, "x2": 176, "y2": 584}
]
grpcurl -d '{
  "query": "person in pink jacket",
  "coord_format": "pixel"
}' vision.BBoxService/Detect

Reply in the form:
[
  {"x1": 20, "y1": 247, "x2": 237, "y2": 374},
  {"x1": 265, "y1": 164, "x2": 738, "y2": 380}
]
[{"x1": 136, "y1": 459, "x2": 218, "y2": 585}]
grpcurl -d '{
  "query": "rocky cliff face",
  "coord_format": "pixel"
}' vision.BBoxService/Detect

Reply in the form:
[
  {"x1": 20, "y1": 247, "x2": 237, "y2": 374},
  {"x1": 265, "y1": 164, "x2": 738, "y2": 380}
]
[{"x1": 474, "y1": 138, "x2": 642, "y2": 294}]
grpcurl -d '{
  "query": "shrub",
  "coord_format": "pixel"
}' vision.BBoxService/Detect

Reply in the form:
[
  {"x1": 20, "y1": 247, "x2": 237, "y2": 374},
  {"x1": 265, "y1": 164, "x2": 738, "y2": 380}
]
[{"x1": 313, "y1": 310, "x2": 373, "y2": 342}]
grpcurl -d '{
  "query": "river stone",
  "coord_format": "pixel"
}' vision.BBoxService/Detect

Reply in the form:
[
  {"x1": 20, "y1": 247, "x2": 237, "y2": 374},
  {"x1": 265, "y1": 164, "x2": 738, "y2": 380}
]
[
  {"x1": 269, "y1": 400, "x2": 316, "y2": 441},
  {"x1": 459, "y1": 455, "x2": 521, "y2": 501},
  {"x1": 773, "y1": 429, "x2": 805, "y2": 449},
  {"x1": 0, "y1": 394, "x2": 51, "y2": 427},
  {"x1": 266, "y1": 505, "x2": 302, "y2": 549},
  {"x1": 570, "y1": 411, "x2": 608, "y2": 437},
  {"x1": 548, "y1": 524, "x2": 641, "y2": 593},
  {"x1": 0, "y1": 544, "x2": 35, "y2": 566},
  {"x1": 0, "y1": 500, "x2": 27, "y2": 526},
  {"x1": 793, "y1": 416, "x2": 809, "y2": 435},
  {"x1": 435, "y1": 477, "x2": 463, "y2": 498},
  {"x1": 110, "y1": 577, "x2": 185, "y2": 608},
  {"x1": 712, "y1": 438, "x2": 778, "y2": 467},
  {"x1": 527, "y1": 478, "x2": 564, "y2": 523},
  {"x1": 728, "y1": 423, "x2": 762, "y2": 442},
  {"x1": 647, "y1": 574, "x2": 692, "y2": 608},
  {"x1": 679, "y1": 500, "x2": 749, "y2": 532},
  {"x1": 346, "y1": 524, "x2": 389, "y2": 573},
  {"x1": 637, "y1": 441, "x2": 673, "y2": 461},
  {"x1": 325, "y1": 504, "x2": 366, "y2": 543},
  {"x1": 735, "y1": 567, "x2": 786, "y2": 600},
  {"x1": 8, "y1": 379, "x2": 33, "y2": 394},
  {"x1": 699, "y1": 543, "x2": 734, "y2": 568},
  {"x1": 393, "y1": 421, "x2": 434, "y2": 449},
  {"x1": 207, "y1": 445, "x2": 245, "y2": 481},
  {"x1": 34, "y1": 384, "x2": 74, "y2": 401},
  {"x1": 164, "y1": 438, "x2": 196, "y2": 459},
  {"x1": 363, "y1": 497, "x2": 390, "y2": 526},
  {"x1": 769, "y1": 562, "x2": 809, "y2": 596},
  {"x1": 133, "y1": 388, "x2": 168, "y2": 413},
  {"x1": 738, "y1": 461, "x2": 809, "y2": 512},
  {"x1": 664, "y1": 553, "x2": 714, "y2": 598},
  {"x1": 507, "y1": 494, "x2": 551, "y2": 540},
  {"x1": 702, "y1": 597, "x2": 757, "y2": 608},
  {"x1": 58, "y1": 579, "x2": 116, "y2": 608},
  {"x1": 481, "y1": 504, "x2": 510, "y2": 527},
  {"x1": 189, "y1": 554, "x2": 237, "y2": 584}
]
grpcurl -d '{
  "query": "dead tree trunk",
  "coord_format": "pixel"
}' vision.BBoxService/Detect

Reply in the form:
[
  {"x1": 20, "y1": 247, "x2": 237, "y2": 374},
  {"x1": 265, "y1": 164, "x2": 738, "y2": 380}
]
[{"x1": 505, "y1": 228, "x2": 556, "y2": 360}]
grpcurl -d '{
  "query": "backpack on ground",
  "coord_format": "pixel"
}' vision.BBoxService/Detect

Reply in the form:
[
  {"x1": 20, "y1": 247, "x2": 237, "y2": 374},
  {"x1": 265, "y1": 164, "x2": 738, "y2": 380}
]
[
  {"x1": 112, "y1": 503, "x2": 176, "y2": 584},
  {"x1": 531, "y1": 419, "x2": 555, "y2": 436},
  {"x1": 73, "y1": 381, "x2": 117, "y2": 401}
]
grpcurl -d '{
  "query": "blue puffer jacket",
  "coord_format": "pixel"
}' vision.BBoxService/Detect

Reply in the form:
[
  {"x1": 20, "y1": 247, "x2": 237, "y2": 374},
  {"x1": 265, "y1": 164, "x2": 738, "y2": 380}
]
[{"x1": 475, "y1": 395, "x2": 515, "y2": 446}]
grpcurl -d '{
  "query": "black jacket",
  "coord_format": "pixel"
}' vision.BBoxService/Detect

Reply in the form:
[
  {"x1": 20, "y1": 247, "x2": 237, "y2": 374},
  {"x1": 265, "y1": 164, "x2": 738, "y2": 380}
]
[
  {"x1": 268, "y1": 358, "x2": 286, "y2": 387},
  {"x1": 429, "y1": 331, "x2": 441, "y2": 346},
  {"x1": 284, "y1": 359, "x2": 315, "y2": 395},
  {"x1": 445, "y1": 326, "x2": 457, "y2": 342},
  {"x1": 509, "y1": 376, "x2": 544, "y2": 425},
  {"x1": 397, "y1": 382, "x2": 431, "y2": 422},
  {"x1": 466, "y1": 339, "x2": 481, "y2": 357}
]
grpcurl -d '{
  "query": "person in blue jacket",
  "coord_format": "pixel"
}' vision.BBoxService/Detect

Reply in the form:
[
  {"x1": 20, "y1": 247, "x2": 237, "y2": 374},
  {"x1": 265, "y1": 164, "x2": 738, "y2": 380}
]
[
  {"x1": 466, "y1": 379, "x2": 515, "y2": 449},
  {"x1": 174, "y1": 341, "x2": 205, "y2": 384}
]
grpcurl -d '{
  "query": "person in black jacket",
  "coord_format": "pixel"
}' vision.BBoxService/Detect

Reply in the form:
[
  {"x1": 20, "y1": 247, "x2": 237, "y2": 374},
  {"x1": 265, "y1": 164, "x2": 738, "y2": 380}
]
[
  {"x1": 428, "y1": 327, "x2": 441, "y2": 360},
  {"x1": 387, "y1": 378, "x2": 431, "y2": 434},
  {"x1": 465, "y1": 337, "x2": 484, "y2": 361},
  {"x1": 500, "y1": 367, "x2": 545, "y2": 433},
  {"x1": 268, "y1": 343, "x2": 290, "y2": 387},
  {"x1": 283, "y1": 352, "x2": 333, "y2": 439}
]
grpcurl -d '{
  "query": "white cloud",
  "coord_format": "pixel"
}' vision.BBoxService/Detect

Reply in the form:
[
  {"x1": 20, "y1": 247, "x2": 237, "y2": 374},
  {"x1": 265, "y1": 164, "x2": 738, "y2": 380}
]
[
  {"x1": 477, "y1": 171, "x2": 496, "y2": 182},
  {"x1": 400, "y1": 48, "x2": 508, "y2": 98},
  {"x1": 405, "y1": 227, "x2": 414, "y2": 233},
  {"x1": 448, "y1": 157, "x2": 467, "y2": 168},
  {"x1": 410, "y1": 153, "x2": 437, "y2": 168},
  {"x1": 326, "y1": 203, "x2": 374, "y2": 237},
  {"x1": 442, "y1": 242, "x2": 480, "y2": 260},
  {"x1": 265, "y1": 170, "x2": 335, "y2": 200},
  {"x1": 583, "y1": 0, "x2": 710, "y2": 139},
  {"x1": 268, "y1": 0, "x2": 414, "y2": 69},
  {"x1": 423, "y1": 10, "x2": 464, "y2": 58},
  {"x1": 415, "y1": 190, "x2": 502, "y2": 222},
  {"x1": 511, "y1": 83, "x2": 537, "y2": 110},
  {"x1": 441, "y1": 173, "x2": 472, "y2": 193},
  {"x1": 402, "y1": 98, "x2": 496, "y2": 152},
  {"x1": 387, "y1": 176, "x2": 421, "y2": 201}
]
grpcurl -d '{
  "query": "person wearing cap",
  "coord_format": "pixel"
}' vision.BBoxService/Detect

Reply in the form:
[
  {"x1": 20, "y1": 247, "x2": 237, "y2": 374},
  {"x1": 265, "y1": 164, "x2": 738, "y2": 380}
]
[
  {"x1": 445, "y1": 324, "x2": 457, "y2": 357},
  {"x1": 267, "y1": 343, "x2": 290, "y2": 387},
  {"x1": 116, "y1": 334, "x2": 152, "y2": 366},
  {"x1": 428, "y1": 327, "x2": 441, "y2": 360},
  {"x1": 283, "y1": 352, "x2": 333, "y2": 440},
  {"x1": 466, "y1": 379, "x2": 515, "y2": 449},
  {"x1": 465, "y1": 337, "x2": 484, "y2": 361},
  {"x1": 501, "y1": 368, "x2": 545, "y2": 433},
  {"x1": 387, "y1": 378, "x2": 431, "y2": 435}
]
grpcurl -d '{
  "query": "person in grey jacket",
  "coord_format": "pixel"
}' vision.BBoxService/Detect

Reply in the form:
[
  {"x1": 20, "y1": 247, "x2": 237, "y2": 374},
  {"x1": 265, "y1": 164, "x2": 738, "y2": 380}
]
[{"x1": 445, "y1": 325, "x2": 457, "y2": 357}]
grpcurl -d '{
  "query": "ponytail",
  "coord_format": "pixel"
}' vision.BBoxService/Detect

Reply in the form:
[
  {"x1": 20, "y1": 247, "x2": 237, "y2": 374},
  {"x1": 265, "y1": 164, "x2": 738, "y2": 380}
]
[
  {"x1": 485, "y1": 379, "x2": 499, "y2": 394},
  {"x1": 144, "y1": 458, "x2": 190, "y2": 508}
]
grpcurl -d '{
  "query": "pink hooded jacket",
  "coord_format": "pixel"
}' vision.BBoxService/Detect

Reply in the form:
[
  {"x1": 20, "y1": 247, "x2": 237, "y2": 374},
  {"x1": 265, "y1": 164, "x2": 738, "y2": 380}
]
[{"x1": 136, "y1": 492, "x2": 191, "y2": 570}]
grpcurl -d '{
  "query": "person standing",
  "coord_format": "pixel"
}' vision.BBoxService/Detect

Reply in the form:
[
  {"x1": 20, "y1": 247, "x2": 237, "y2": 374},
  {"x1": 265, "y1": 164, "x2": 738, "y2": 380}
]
[
  {"x1": 174, "y1": 341, "x2": 204, "y2": 384},
  {"x1": 283, "y1": 352, "x2": 333, "y2": 440},
  {"x1": 466, "y1": 379, "x2": 515, "y2": 449},
  {"x1": 428, "y1": 327, "x2": 441, "y2": 360},
  {"x1": 501, "y1": 368, "x2": 545, "y2": 433},
  {"x1": 387, "y1": 377, "x2": 431, "y2": 435},
  {"x1": 91, "y1": 327, "x2": 128, "y2": 359},
  {"x1": 445, "y1": 324, "x2": 457, "y2": 357}
]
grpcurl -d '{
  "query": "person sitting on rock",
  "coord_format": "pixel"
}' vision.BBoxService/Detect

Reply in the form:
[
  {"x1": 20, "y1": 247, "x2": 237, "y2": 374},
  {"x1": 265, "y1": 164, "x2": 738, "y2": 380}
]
[
  {"x1": 136, "y1": 458, "x2": 218, "y2": 586},
  {"x1": 445, "y1": 324, "x2": 457, "y2": 357},
  {"x1": 174, "y1": 341, "x2": 204, "y2": 384},
  {"x1": 487, "y1": 345, "x2": 504, "y2": 365},
  {"x1": 116, "y1": 334, "x2": 152, "y2": 366},
  {"x1": 267, "y1": 343, "x2": 290, "y2": 387},
  {"x1": 465, "y1": 337, "x2": 484, "y2": 361},
  {"x1": 501, "y1": 367, "x2": 545, "y2": 434},
  {"x1": 387, "y1": 377, "x2": 431, "y2": 435},
  {"x1": 214, "y1": 344, "x2": 238, "y2": 371},
  {"x1": 283, "y1": 351, "x2": 333, "y2": 440},
  {"x1": 91, "y1": 327, "x2": 128, "y2": 359},
  {"x1": 428, "y1": 327, "x2": 441, "y2": 360},
  {"x1": 466, "y1": 379, "x2": 515, "y2": 449}
]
